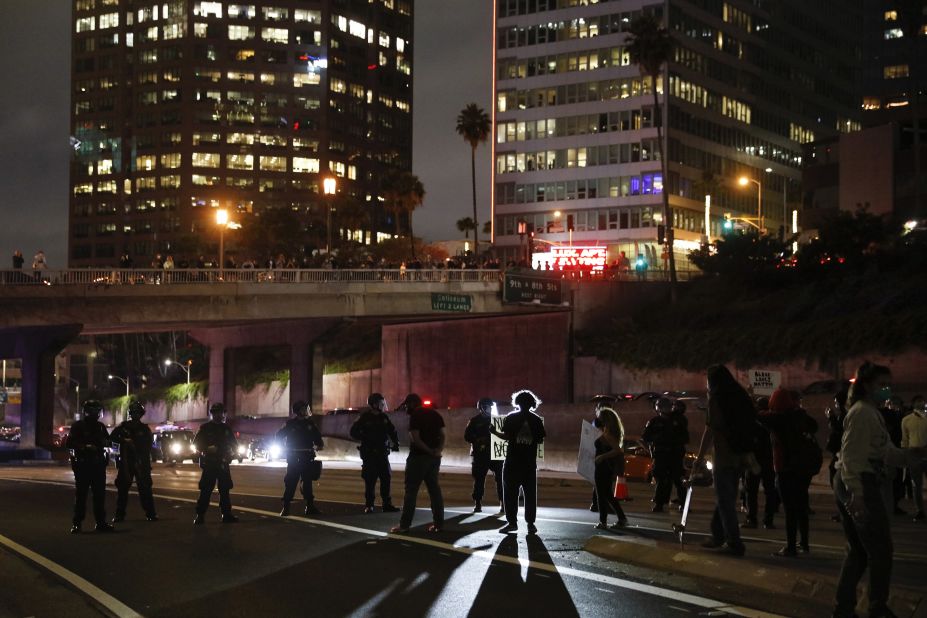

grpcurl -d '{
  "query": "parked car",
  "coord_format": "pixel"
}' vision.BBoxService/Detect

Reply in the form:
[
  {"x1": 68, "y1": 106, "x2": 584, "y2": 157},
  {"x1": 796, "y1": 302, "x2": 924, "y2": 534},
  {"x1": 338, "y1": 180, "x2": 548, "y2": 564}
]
[
  {"x1": 152, "y1": 430, "x2": 198, "y2": 464},
  {"x1": 622, "y1": 436, "x2": 713, "y2": 484}
]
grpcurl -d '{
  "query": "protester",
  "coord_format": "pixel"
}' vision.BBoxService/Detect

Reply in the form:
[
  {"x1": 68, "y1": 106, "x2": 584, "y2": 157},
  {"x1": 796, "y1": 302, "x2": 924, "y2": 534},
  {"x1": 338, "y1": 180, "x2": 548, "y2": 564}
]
[
  {"x1": 901, "y1": 395, "x2": 927, "y2": 521},
  {"x1": 759, "y1": 388, "x2": 820, "y2": 557},
  {"x1": 693, "y1": 365, "x2": 759, "y2": 557},
  {"x1": 826, "y1": 383, "x2": 852, "y2": 521},
  {"x1": 391, "y1": 394, "x2": 445, "y2": 534},
  {"x1": 592, "y1": 406, "x2": 628, "y2": 530},
  {"x1": 494, "y1": 389, "x2": 546, "y2": 535},
  {"x1": 832, "y1": 362, "x2": 910, "y2": 618},
  {"x1": 744, "y1": 396, "x2": 779, "y2": 529},
  {"x1": 880, "y1": 397, "x2": 906, "y2": 515}
]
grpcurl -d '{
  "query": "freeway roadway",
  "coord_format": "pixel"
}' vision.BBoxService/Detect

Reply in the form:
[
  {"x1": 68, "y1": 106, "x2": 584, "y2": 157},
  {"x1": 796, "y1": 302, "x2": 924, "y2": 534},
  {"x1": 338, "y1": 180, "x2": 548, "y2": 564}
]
[{"x1": 0, "y1": 462, "x2": 923, "y2": 618}]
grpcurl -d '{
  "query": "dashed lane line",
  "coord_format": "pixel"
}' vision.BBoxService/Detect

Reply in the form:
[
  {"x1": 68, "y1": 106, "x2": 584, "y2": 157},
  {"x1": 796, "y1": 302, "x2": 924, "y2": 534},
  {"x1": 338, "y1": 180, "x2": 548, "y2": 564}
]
[
  {"x1": 1, "y1": 478, "x2": 783, "y2": 618},
  {"x1": 0, "y1": 532, "x2": 144, "y2": 618}
]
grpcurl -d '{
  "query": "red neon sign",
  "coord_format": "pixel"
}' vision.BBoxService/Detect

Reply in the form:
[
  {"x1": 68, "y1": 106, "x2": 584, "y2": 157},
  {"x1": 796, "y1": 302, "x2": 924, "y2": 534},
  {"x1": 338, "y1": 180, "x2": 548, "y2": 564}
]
[{"x1": 548, "y1": 247, "x2": 607, "y2": 271}]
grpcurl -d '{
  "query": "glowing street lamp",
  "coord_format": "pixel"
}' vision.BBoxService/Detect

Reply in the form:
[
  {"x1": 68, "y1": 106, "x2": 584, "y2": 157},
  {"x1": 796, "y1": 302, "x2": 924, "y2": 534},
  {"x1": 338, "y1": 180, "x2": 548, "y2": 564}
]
[
  {"x1": 737, "y1": 176, "x2": 764, "y2": 233},
  {"x1": 164, "y1": 358, "x2": 191, "y2": 384},
  {"x1": 323, "y1": 177, "x2": 337, "y2": 254},
  {"x1": 107, "y1": 374, "x2": 129, "y2": 398}
]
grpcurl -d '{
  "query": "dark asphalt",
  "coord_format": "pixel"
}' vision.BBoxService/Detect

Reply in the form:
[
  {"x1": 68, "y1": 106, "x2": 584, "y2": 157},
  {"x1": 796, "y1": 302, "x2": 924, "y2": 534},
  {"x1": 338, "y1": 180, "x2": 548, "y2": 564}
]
[{"x1": 1, "y1": 463, "x2": 923, "y2": 617}]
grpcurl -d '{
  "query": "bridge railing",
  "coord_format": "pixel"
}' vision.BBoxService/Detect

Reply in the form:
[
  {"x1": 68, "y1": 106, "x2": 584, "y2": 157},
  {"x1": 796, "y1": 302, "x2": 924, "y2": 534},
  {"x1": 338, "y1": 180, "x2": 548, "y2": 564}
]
[{"x1": 0, "y1": 269, "x2": 503, "y2": 286}]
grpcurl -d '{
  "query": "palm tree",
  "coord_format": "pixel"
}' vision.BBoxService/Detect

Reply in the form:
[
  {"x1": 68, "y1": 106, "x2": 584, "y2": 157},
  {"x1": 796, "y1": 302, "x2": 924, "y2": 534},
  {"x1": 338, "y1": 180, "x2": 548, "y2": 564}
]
[
  {"x1": 627, "y1": 14, "x2": 676, "y2": 298},
  {"x1": 456, "y1": 217, "x2": 476, "y2": 240},
  {"x1": 381, "y1": 170, "x2": 425, "y2": 259},
  {"x1": 482, "y1": 220, "x2": 492, "y2": 237},
  {"x1": 334, "y1": 194, "x2": 369, "y2": 245},
  {"x1": 456, "y1": 103, "x2": 491, "y2": 256}
]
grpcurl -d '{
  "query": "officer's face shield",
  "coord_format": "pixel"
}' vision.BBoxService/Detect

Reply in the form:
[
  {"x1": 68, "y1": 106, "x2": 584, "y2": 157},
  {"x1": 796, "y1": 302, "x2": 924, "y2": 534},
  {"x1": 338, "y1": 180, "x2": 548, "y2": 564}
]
[
  {"x1": 210, "y1": 410, "x2": 227, "y2": 423},
  {"x1": 375, "y1": 399, "x2": 389, "y2": 413},
  {"x1": 655, "y1": 399, "x2": 673, "y2": 415}
]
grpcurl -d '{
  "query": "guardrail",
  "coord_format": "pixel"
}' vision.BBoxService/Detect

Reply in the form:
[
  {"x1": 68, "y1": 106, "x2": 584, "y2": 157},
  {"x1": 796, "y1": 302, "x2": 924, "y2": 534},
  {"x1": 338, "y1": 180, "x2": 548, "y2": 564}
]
[{"x1": 0, "y1": 269, "x2": 503, "y2": 286}]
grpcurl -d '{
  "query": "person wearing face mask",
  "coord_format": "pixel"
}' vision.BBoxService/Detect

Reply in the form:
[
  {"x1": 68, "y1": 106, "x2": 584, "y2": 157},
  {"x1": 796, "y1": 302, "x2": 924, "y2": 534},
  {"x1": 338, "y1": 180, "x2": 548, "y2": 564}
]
[
  {"x1": 588, "y1": 395, "x2": 617, "y2": 512},
  {"x1": 832, "y1": 362, "x2": 912, "y2": 618},
  {"x1": 592, "y1": 406, "x2": 628, "y2": 530}
]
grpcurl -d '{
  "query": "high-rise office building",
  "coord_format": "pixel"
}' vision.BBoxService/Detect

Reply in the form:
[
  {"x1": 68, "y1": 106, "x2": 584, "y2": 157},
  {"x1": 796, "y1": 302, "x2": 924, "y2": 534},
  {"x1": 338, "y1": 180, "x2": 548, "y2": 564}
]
[
  {"x1": 492, "y1": 1, "x2": 860, "y2": 268},
  {"x1": 69, "y1": 0, "x2": 413, "y2": 267}
]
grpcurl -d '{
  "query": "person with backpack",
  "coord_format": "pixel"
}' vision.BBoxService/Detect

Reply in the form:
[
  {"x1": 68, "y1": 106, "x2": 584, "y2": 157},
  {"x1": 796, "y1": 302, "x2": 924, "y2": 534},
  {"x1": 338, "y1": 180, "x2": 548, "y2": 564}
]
[
  {"x1": 693, "y1": 365, "x2": 760, "y2": 557},
  {"x1": 759, "y1": 388, "x2": 821, "y2": 557}
]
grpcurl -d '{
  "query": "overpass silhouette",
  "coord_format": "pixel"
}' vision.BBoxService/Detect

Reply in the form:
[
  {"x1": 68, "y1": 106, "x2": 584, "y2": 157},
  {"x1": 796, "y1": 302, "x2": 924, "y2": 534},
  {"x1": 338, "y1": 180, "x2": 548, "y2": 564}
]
[{"x1": 0, "y1": 269, "x2": 572, "y2": 454}]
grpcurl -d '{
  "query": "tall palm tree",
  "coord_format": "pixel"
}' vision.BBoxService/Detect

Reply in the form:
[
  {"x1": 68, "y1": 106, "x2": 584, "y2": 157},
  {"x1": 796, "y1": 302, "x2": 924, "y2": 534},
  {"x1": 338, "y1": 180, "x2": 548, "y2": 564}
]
[
  {"x1": 334, "y1": 194, "x2": 369, "y2": 245},
  {"x1": 456, "y1": 216, "x2": 476, "y2": 240},
  {"x1": 627, "y1": 14, "x2": 677, "y2": 298},
  {"x1": 381, "y1": 170, "x2": 425, "y2": 259},
  {"x1": 456, "y1": 103, "x2": 491, "y2": 256}
]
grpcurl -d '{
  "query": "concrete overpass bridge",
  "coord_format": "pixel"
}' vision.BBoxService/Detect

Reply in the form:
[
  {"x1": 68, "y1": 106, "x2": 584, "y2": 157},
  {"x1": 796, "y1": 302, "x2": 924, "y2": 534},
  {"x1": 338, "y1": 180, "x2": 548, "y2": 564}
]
[{"x1": 0, "y1": 269, "x2": 571, "y2": 454}]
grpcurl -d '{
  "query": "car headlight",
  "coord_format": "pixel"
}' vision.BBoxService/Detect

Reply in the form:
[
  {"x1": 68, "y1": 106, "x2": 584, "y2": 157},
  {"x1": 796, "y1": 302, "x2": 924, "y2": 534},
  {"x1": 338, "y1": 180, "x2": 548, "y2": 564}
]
[
  {"x1": 189, "y1": 444, "x2": 196, "y2": 452},
  {"x1": 705, "y1": 460, "x2": 714, "y2": 471},
  {"x1": 237, "y1": 445, "x2": 246, "y2": 455},
  {"x1": 269, "y1": 443, "x2": 282, "y2": 459},
  {"x1": 170, "y1": 443, "x2": 181, "y2": 454}
]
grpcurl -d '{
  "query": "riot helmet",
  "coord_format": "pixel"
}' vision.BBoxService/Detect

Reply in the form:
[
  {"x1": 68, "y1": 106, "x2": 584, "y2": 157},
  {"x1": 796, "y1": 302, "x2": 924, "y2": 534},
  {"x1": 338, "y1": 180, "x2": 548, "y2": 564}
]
[
  {"x1": 397, "y1": 393, "x2": 422, "y2": 413},
  {"x1": 477, "y1": 398, "x2": 495, "y2": 415},
  {"x1": 654, "y1": 397, "x2": 673, "y2": 415},
  {"x1": 81, "y1": 399, "x2": 104, "y2": 420},
  {"x1": 292, "y1": 400, "x2": 310, "y2": 417},
  {"x1": 368, "y1": 393, "x2": 388, "y2": 413},
  {"x1": 208, "y1": 402, "x2": 226, "y2": 420},
  {"x1": 127, "y1": 400, "x2": 146, "y2": 418}
]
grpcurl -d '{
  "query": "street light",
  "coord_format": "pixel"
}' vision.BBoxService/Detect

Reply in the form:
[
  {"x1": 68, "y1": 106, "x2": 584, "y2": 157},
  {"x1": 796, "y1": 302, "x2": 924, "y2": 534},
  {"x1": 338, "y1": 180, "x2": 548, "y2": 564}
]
[
  {"x1": 216, "y1": 208, "x2": 229, "y2": 280},
  {"x1": 323, "y1": 177, "x2": 337, "y2": 254},
  {"x1": 164, "y1": 359, "x2": 191, "y2": 384},
  {"x1": 66, "y1": 377, "x2": 80, "y2": 419},
  {"x1": 737, "y1": 176, "x2": 764, "y2": 233},
  {"x1": 107, "y1": 374, "x2": 129, "y2": 398}
]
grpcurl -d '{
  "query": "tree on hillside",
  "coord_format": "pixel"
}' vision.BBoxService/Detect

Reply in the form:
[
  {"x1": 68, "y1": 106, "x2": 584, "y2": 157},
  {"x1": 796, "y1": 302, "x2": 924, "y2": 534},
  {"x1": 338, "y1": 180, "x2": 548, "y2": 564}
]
[
  {"x1": 456, "y1": 103, "x2": 491, "y2": 256},
  {"x1": 688, "y1": 229, "x2": 786, "y2": 278},
  {"x1": 627, "y1": 14, "x2": 676, "y2": 298},
  {"x1": 381, "y1": 170, "x2": 425, "y2": 259},
  {"x1": 456, "y1": 216, "x2": 476, "y2": 240}
]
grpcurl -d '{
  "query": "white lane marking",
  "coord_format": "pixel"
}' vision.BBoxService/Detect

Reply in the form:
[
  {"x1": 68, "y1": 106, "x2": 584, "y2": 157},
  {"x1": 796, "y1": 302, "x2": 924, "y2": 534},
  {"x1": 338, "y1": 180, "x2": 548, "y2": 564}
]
[
  {"x1": 0, "y1": 532, "x2": 143, "y2": 618},
  {"x1": 595, "y1": 587, "x2": 614, "y2": 594},
  {"x1": 0, "y1": 477, "x2": 784, "y2": 617}
]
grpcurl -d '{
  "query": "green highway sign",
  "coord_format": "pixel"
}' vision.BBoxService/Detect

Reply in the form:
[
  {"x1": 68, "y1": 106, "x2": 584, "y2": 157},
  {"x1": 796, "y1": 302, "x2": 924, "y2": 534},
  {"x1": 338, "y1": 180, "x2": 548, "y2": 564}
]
[
  {"x1": 503, "y1": 274, "x2": 564, "y2": 305},
  {"x1": 431, "y1": 293, "x2": 472, "y2": 312}
]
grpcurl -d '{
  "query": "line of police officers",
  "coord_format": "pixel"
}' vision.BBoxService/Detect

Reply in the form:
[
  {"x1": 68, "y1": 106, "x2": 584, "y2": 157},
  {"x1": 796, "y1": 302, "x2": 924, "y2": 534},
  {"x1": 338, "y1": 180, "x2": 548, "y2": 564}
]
[{"x1": 66, "y1": 392, "x2": 543, "y2": 532}]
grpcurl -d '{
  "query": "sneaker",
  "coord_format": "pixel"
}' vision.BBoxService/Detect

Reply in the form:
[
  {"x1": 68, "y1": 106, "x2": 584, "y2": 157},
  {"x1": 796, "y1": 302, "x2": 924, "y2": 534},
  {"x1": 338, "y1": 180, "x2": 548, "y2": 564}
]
[
  {"x1": 280, "y1": 505, "x2": 291, "y2": 517},
  {"x1": 913, "y1": 511, "x2": 925, "y2": 522},
  {"x1": 473, "y1": 502, "x2": 482, "y2": 513},
  {"x1": 222, "y1": 514, "x2": 239, "y2": 523},
  {"x1": 774, "y1": 546, "x2": 798, "y2": 557},
  {"x1": 498, "y1": 523, "x2": 518, "y2": 533},
  {"x1": 382, "y1": 503, "x2": 400, "y2": 513},
  {"x1": 651, "y1": 504, "x2": 665, "y2": 513},
  {"x1": 389, "y1": 525, "x2": 410, "y2": 533},
  {"x1": 527, "y1": 523, "x2": 538, "y2": 535},
  {"x1": 193, "y1": 514, "x2": 205, "y2": 525},
  {"x1": 589, "y1": 504, "x2": 599, "y2": 513},
  {"x1": 364, "y1": 506, "x2": 375, "y2": 514},
  {"x1": 304, "y1": 504, "x2": 321, "y2": 516},
  {"x1": 146, "y1": 514, "x2": 159, "y2": 522},
  {"x1": 700, "y1": 538, "x2": 725, "y2": 549},
  {"x1": 426, "y1": 522, "x2": 442, "y2": 533},
  {"x1": 69, "y1": 524, "x2": 81, "y2": 534},
  {"x1": 611, "y1": 519, "x2": 628, "y2": 530},
  {"x1": 800, "y1": 544, "x2": 810, "y2": 553},
  {"x1": 112, "y1": 514, "x2": 125, "y2": 523},
  {"x1": 594, "y1": 522, "x2": 608, "y2": 530},
  {"x1": 94, "y1": 522, "x2": 115, "y2": 533}
]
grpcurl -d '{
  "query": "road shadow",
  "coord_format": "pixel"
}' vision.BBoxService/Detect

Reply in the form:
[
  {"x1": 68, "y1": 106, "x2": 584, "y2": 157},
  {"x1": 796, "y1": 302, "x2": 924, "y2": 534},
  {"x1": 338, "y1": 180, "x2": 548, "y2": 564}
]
[{"x1": 467, "y1": 534, "x2": 580, "y2": 618}]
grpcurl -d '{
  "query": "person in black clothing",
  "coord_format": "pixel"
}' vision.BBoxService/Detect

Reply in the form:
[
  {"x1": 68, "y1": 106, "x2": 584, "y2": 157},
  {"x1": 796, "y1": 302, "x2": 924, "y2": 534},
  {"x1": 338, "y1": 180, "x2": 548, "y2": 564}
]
[
  {"x1": 825, "y1": 383, "x2": 851, "y2": 521},
  {"x1": 669, "y1": 400, "x2": 690, "y2": 507},
  {"x1": 12, "y1": 250, "x2": 24, "y2": 269},
  {"x1": 744, "y1": 396, "x2": 779, "y2": 529},
  {"x1": 759, "y1": 388, "x2": 819, "y2": 556},
  {"x1": 391, "y1": 394, "x2": 446, "y2": 533},
  {"x1": 67, "y1": 400, "x2": 114, "y2": 534},
  {"x1": 588, "y1": 394, "x2": 618, "y2": 512},
  {"x1": 464, "y1": 397, "x2": 504, "y2": 514},
  {"x1": 880, "y1": 398, "x2": 906, "y2": 515},
  {"x1": 278, "y1": 400, "x2": 325, "y2": 516},
  {"x1": 494, "y1": 389, "x2": 546, "y2": 535},
  {"x1": 642, "y1": 397, "x2": 688, "y2": 513},
  {"x1": 593, "y1": 406, "x2": 628, "y2": 529},
  {"x1": 350, "y1": 393, "x2": 399, "y2": 513},
  {"x1": 193, "y1": 403, "x2": 239, "y2": 524},
  {"x1": 110, "y1": 400, "x2": 157, "y2": 523}
]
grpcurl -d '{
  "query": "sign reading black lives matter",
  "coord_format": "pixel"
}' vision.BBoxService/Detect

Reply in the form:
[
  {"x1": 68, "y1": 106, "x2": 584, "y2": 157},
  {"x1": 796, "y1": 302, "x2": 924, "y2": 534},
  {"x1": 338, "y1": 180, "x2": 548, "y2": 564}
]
[
  {"x1": 490, "y1": 414, "x2": 544, "y2": 461},
  {"x1": 748, "y1": 369, "x2": 781, "y2": 396},
  {"x1": 430, "y1": 293, "x2": 472, "y2": 312},
  {"x1": 503, "y1": 274, "x2": 564, "y2": 305}
]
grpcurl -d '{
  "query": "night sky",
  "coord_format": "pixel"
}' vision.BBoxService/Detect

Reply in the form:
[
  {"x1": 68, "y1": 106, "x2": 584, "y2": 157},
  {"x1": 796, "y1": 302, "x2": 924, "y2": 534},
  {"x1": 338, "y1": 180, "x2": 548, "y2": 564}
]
[{"x1": 0, "y1": 1, "x2": 493, "y2": 269}]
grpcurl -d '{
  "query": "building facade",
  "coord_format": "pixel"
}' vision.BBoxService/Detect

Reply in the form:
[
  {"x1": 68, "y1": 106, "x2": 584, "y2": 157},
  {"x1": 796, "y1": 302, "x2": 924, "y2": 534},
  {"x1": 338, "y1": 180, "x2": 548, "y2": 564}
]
[
  {"x1": 492, "y1": 0, "x2": 861, "y2": 268},
  {"x1": 69, "y1": 0, "x2": 413, "y2": 267}
]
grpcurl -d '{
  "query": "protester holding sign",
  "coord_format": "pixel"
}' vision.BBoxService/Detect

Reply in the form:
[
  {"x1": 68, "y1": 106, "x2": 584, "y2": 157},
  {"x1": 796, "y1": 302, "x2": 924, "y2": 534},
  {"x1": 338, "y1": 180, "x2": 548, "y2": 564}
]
[
  {"x1": 593, "y1": 407, "x2": 628, "y2": 530},
  {"x1": 493, "y1": 390, "x2": 546, "y2": 535}
]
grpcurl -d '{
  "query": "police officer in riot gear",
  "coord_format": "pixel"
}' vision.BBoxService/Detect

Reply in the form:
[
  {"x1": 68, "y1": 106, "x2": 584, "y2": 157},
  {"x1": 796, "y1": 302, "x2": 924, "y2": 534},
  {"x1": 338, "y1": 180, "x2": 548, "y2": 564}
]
[
  {"x1": 642, "y1": 397, "x2": 688, "y2": 512},
  {"x1": 464, "y1": 398, "x2": 504, "y2": 514},
  {"x1": 350, "y1": 393, "x2": 400, "y2": 513},
  {"x1": 278, "y1": 400, "x2": 325, "y2": 516},
  {"x1": 110, "y1": 400, "x2": 157, "y2": 522},
  {"x1": 193, "y1": 403, "x2": 239, "y2": 524},
  {"x1": 67, "y1": 400, "x2": 113, "y2": 533}
]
